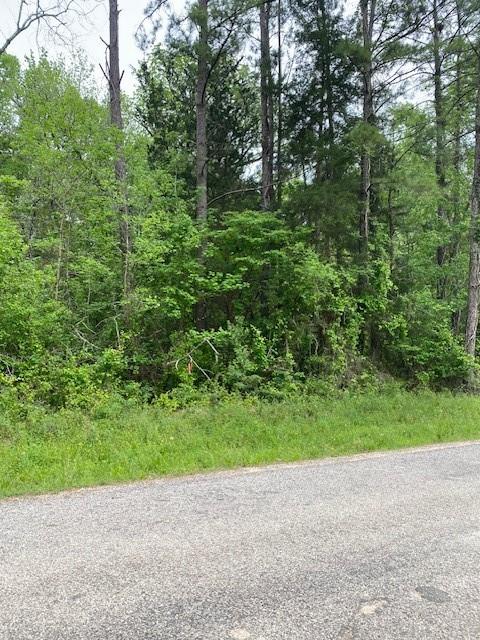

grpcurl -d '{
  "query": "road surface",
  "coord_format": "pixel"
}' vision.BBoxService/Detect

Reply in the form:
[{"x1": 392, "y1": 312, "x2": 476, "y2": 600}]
[{"x1": 1, "y1": 442, "x2": 480, "y2": 639}]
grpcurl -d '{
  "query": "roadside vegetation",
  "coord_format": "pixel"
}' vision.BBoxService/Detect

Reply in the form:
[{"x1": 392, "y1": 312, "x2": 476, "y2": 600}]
[
  {"x1": 2, "y1": 1, "x2": 480, "y2": 498},
  {"x1": 2, "y1": 389, "x2": 480, "y2": 498}
]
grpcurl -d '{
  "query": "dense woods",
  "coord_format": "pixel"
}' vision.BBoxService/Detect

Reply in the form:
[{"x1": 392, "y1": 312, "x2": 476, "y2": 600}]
[{"x1": 2, "y1": 0, "x2": 480, "y2": 410}]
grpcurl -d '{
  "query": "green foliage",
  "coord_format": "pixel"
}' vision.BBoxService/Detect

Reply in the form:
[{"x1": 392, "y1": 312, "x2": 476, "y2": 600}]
[
  {"x1": 136, "y1": 44, "x2": 258, "y2": 206},
  {"x1": 0, "y1": 201, "x2": 69, "y2": 394},
  {"x1": 347, "y1": 122, "x2": 388, "y2": 155},
  {"x1": 379, "y1": 290, "x2": 472, "y2": 387},
  {"x1": 124, "y1": 209, "x2": 362, "y2": 396},
  {"x1": 0, "y1": 24, "x2": 478, "y2": 413}
]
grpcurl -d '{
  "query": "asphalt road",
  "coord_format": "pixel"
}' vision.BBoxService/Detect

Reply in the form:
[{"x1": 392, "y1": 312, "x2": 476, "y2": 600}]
[{"x1": 2, "y1": 442, "x2": 480, "y2": 639}]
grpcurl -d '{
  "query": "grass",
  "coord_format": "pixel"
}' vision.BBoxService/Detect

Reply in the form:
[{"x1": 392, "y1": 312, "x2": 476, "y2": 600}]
[{"x1": 1, "y1": 390, "x2": 480, "y2": 498}]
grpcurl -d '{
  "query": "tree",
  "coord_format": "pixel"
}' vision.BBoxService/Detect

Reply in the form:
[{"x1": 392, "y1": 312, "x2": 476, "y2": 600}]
[
  {"x1": 137, "y1": 1, "x2": 259, "y2": 208},
  {"x1": 136, "y1": 46, "x2": 258, "y2": 206},
  {"x1": 0, "y1": 57, "x2": 121, "y2": 335},
  {"x1": 406, "y1": 0, "x2": 475, "y2": 304},
  {"x1": 260, "y1": 0, "x2": 274, "y2": 208},
  {"x1": 432, "y1": 0, "x2": 448, "y2": 296},
  {"x1": 103, "y1": 0, "x2": 132, "y2": 304},
  {"x1": 195, "y1": 0, "x2": 209, "y2": 221},
  {"x1": 465, "y1": 46, "x2": 480, "y2": 356},
  {"x1": 354, "y1": 0, "x2": 430, "y2": 263},
  {"x1": 284, "y1": 0, "x2": 355, "y2": 183},
  {"x1": 358, "y1": 0, "x2": 374, "y2": 260},
  {"x1": 276, "y1": 0, "x2": 283, "y2": 203}
]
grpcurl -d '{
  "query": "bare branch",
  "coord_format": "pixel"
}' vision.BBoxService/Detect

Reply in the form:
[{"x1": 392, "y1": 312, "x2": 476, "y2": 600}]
[
  {"x1": 0, "y1": 0, "x2": 84, "y2": 55},
  {"x1": 208, "y1": 181, "x2": 281, "y2": 206}
]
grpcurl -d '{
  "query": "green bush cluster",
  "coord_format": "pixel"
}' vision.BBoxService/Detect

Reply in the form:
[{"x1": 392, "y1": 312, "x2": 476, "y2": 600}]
[{"x1": 0, "y1": 194, "x2": 471, "y2": 410}]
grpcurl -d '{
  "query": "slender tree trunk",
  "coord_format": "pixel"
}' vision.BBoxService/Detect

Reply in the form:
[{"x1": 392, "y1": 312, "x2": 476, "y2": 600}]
[
  {"x1": 109, "y1": 0, "x2": 123, "y2": 132},
  {"x1": 108, "y1": 0, "x2": 132, "y2": 302},
  {"x1": 314, "y1": 0, "x2": 326, "y2": 183},
  {"x1": 55, "y1": 216, "x2": 64, "y2": 301},
  {"x1": 387, "y1": 183, "x2": 395, "y2": 269},
  {"x1": 195, "y1": 0, "x2": 209, "y2": 222},
  {"x1": 314, "y1": 89, "x2": 325, "y2": 183},
  {"x1": 432, "y1": 0, "x2": 447, "y2": 298},
  {"x1": 260, "y1": 0, "x2": 274, "y2": 209},
  {"x1": 195, "y1": 0, "x2": 209, "y2": 329},
  {"x1": 451, "y1": 0, "x2": 463, "y2": 332},
  {"x1": 452, "y1": 0, "x2": 462, "y2": 217},
  {"x1": 319, "y1": 0, "x2": 335, "y2": 179},
  {"x1": 276, "y1": 0, "x2": 282, "y2": 205},
  {"x1": 359, "y1": 0, "x2": 374, "y2": 261},
  {"x1": 465, "y1": 50, "x2": 480, "y2": 357}
]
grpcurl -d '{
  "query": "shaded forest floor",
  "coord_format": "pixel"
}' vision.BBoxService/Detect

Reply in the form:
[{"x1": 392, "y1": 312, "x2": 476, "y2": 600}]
[{"x1": 1, "y1": 390, "x2": 480, "y2": 498}]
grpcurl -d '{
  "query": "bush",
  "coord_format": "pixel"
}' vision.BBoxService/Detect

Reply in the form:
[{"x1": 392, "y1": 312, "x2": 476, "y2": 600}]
[{"x1": 379, "y1": 289, "x2": 472, "y2": 387}]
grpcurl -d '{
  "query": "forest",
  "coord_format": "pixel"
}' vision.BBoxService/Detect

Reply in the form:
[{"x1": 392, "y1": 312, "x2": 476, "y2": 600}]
[{"x1": 2, "y1": 0, "x2": 480, "y2": 416}]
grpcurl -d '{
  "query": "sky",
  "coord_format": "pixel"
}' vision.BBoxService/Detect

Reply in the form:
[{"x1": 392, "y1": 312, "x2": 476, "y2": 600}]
[
  {"x1": 2, "y1": 0, "x2": 358, "y2": 96},
  {"x1": 2, "y1": 0, "x2": 154, "y2": 93}
]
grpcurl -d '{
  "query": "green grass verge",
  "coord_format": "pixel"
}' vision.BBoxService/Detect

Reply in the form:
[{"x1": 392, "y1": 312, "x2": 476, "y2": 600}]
[{"x1": 1, "y1": 390, "x2": 480, "y2": 498}]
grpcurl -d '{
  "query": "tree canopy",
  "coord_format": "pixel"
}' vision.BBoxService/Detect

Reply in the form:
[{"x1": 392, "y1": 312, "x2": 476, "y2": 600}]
[{"x1": 1, "y1": 0, "x2": 480, "y2": 409}]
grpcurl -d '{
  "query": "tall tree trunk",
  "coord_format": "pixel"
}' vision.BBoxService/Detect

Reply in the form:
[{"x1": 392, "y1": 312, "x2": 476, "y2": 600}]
[
  {"x1": 452, "y1": 0, "x2": 462, "y2": 216},
  {"x1": 55, "y1": 216, "x2": 64, "y2": 301},
  {"x1": 319, "y1": 0, "x2": 335, "y2": 180},
  {"x1": 108, "y1": 0, "x2": 131, "y2": 302},
  {"x1": 451, "y1": 0, "x2": 463, "y2": 332},
  {"x1": 313, "y1": 0, "x2": 328, "y2": 183},
  {"x1": 465, "y1": 50, "x2": 480, "y2": 357},
  {"x1": 314, "y1": 88, "x2": 325, "y2": 183},
  {"x1": 195, "y1": 0, "x2": 209, "y2": 329},
  {"x1": 359, "y1": 0, "x2": 374, "y2": 261},
  {"x1": 195, "y1": 0, "x2": 209, "y2": 222},
  {"x1": 276, "y1": 0, "x2": 282, "y2": 205},
  {"x1": 260, "y1": 0, "x2": 274, "y2": 209},
  {"x1": 432, "y1": 0, "x2": 447, "y2": 298},
  {"x1": 387, "y1": 182, "x2": 395, "y2": 269}
]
